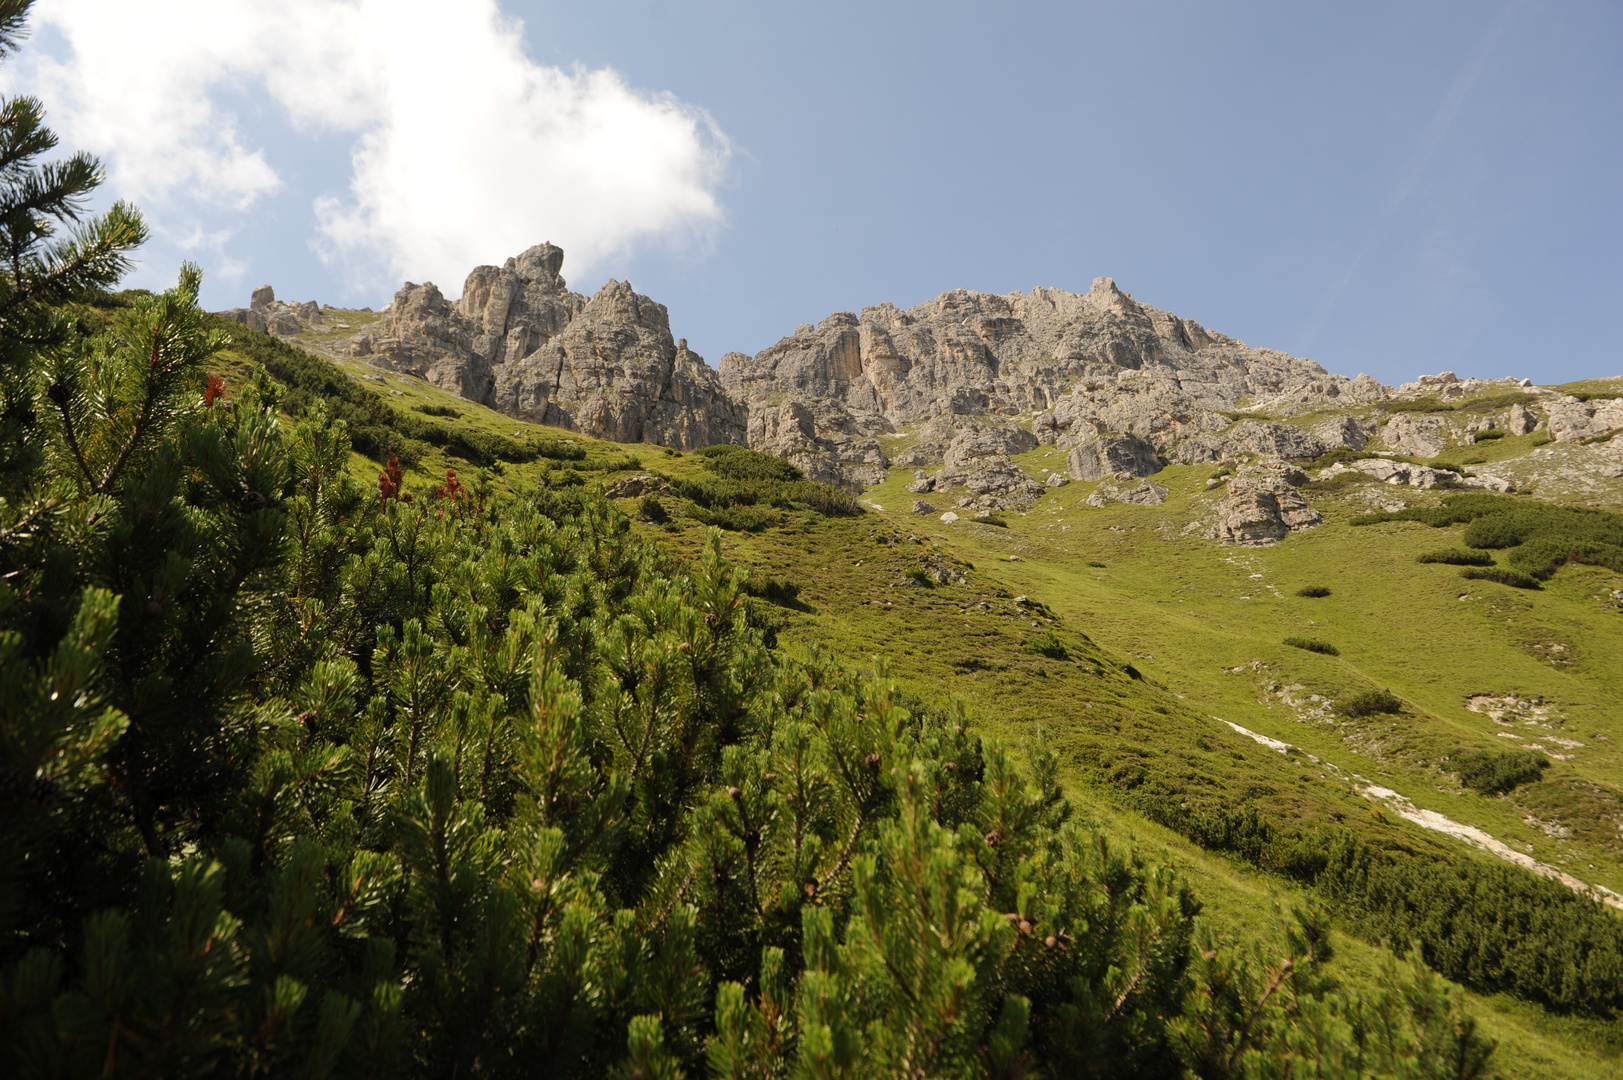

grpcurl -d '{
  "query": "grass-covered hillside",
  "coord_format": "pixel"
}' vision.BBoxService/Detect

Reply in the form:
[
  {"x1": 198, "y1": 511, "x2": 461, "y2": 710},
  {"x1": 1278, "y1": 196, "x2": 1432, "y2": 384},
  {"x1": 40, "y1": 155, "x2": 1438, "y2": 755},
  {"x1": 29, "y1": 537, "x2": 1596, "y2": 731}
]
[{"x1": 203, "y1": 318, "x2": 1623, "y2": 1078}]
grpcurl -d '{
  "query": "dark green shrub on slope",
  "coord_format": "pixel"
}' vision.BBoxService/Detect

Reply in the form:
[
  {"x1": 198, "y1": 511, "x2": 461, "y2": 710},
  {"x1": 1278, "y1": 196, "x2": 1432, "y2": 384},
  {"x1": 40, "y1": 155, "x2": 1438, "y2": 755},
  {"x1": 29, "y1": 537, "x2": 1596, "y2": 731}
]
[
  {"x1": 1340, "y1": 689, "x2": 1404, "y2": 717},
  {"x1": 1416, "y1": 548, "x2": 1494, "y2": 567},
  {"x1": 1451, "y1": 748, "x2": 1550, "y2": 794},
  {"x1": 673, "y1": 443, "x2": 861, "y2": 526},
  {"x1": 1356, "y1": 494, "x2": 1623, "y2": 584}
]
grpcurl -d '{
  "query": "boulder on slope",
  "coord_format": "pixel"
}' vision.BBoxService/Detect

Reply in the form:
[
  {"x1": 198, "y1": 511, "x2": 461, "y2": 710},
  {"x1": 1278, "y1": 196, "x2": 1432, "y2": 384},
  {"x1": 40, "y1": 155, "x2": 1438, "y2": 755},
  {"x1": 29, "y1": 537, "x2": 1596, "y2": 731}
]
[{"x1": 1067, "y1": 433, "x2": 1161, "y2": 481}]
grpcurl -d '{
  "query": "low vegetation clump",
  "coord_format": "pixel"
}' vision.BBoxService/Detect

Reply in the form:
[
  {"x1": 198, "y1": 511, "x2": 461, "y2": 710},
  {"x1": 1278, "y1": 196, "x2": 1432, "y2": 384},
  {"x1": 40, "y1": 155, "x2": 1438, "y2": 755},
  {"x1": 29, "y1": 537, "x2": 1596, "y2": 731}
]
[
  {"x1": 1311, "y1": 447, "x2": 1381, "y2": 468},
  {"x1": 1380, "y1": 392, "x2": 1533, "y2": 417},
  {"x1": 1451, "y1": 748, "x2": 1551, "y2": 794},
  {"x1": 1340, "y1": 689, "x2": 1404, "y2": 717},
  {"x1": 973, "y1": 512, "x2": 1009, "y2": 527},
  {"x1": 670, "y1": 444, "x2": 861, "y2": 527},
  {"x1": 1454, "y1": 391, "x2": 1536, "y2": 413},
  {"x1": 1381, "y1": 397, "x2": 1454, "y2": 413},
  {"x1": 1027, "y1": 630, "x2": 1070, "y2": 661},
  {"x1": 902, "y1": 564, "x2": 935, "y2": 587},
  {"x1": 740, "y1": 572, "x2": 804, "y2": 607},
  {"x1": 1471, "y1": 429, "x2": 1505, "y2": 442},
  {"x1": 1284, "y1": 636, "x2": 1340, "y2": 656},
  {"x1": 637, "y1": 492, "x2": 669, "y2": 523},
  {"x1": 1417, "y1": 548, "x2": 1495, "y2": 566},
  {"x1": 1459, "y1": 566, "x2": 1542, "y2": 589},
  {"x1": 1356, "y1": 494, "x2": 1623, "y2": 583},
  {"x1": 1148, "y1": 803, "x2": 1623, "y2": 1015},
  {"x1": 1296, "y1": 585, "x2": 1332, "y2": 597}
]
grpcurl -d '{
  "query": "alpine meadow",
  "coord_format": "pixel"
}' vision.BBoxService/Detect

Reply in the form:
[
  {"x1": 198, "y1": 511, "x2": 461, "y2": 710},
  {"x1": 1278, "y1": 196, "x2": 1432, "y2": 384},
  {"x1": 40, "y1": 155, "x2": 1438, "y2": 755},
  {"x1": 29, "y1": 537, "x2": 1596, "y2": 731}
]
[{"x1": 4, "y1": 1, "x2": 1623, "y2": 1077}]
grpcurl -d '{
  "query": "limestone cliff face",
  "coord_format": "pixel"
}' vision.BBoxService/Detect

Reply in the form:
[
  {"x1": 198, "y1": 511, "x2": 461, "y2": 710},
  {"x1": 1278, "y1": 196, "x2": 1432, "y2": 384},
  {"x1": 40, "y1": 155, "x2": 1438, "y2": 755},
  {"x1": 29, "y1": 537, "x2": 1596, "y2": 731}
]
[
  {"x1": 357, "y1": 248, "x2": 1389, "y2": 486},
  {"x1": 368, "y1": 243, "x2": 746, "y2": 449},
  {"x1": 719, "y1": 277, "x2": 1384, "y2": 488}
]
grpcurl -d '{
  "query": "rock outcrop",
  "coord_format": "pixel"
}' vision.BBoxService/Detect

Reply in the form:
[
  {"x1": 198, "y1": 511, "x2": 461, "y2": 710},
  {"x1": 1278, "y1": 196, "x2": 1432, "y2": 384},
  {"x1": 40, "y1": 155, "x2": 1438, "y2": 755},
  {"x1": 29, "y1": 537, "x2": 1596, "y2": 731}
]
[
  {"x1": 1507, "y1": 403, "x2": 1539, "y2": 436},
  {"x1": 1168, "y1": 420, "x2": 1324, "y2": 465},
  {"x1": 720, "y1": 276, "x2": 1386, "y2": 488},
  {"x1": 1320, "y1": 458, "x2": 1514, "y2": 492},
  {"x1": 1545, "y1": 396, "x2": 1623, "y2": 443},
  {"x1": 1211, "y1": 464, "x2": 1321, "y2": 545},
  {"x1": 1087, "y1": 480, "x2": 1169, "y2": 508},
  {"x1": 218, "y1": 285, "x2": 324, "y2": 338},
  {"x1": 1380, "y1": 413, "x2": 1452, "y2": 457},
  {"x1": 361, "y1": 243, "x2": 745, "y2": 451},
  {"x1": 1067, "y1": 433, "x2": 1162, "y2": 481}
]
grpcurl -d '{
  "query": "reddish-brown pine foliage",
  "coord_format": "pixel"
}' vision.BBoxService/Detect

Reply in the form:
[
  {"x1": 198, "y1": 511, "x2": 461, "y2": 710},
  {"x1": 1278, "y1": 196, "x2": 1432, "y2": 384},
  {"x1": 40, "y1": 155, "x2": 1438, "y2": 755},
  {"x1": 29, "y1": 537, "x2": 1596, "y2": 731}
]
[
  {"x1": 203, "y1": 374, "x2": 228, "y2": 407},
  {"x1": 377, "y1": 456, "x2": 409, "y2": 503}
]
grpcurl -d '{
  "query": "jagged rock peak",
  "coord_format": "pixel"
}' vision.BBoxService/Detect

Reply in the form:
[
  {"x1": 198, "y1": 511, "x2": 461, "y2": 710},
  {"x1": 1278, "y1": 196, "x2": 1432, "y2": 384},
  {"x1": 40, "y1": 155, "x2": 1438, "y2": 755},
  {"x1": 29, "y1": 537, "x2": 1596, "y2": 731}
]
[
  {"x1": 720, "y1": 277, "x2": 1385, "y2": 489},
  {"x1": 365, "y1": 243, "x2": 745, "y2": 451}
]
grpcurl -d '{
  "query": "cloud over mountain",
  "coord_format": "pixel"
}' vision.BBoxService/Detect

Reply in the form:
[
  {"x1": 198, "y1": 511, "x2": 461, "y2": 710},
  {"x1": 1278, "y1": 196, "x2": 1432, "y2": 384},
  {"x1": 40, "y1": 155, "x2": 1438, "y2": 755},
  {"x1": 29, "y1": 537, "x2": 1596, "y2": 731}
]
[{"x1": 4, "y1": 0, "x2": 730, "y2": 292}]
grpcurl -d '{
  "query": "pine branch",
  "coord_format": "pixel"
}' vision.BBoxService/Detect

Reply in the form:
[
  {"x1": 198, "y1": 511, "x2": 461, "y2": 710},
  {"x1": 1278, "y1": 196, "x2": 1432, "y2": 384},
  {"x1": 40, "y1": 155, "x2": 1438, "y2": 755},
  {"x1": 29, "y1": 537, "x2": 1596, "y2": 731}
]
[
  {"x1": 0, "y1": 94, "x2": 57, "y2": 177},
  {"x1": 0, "y1": 0, "x2": 31, "y2": 59}
]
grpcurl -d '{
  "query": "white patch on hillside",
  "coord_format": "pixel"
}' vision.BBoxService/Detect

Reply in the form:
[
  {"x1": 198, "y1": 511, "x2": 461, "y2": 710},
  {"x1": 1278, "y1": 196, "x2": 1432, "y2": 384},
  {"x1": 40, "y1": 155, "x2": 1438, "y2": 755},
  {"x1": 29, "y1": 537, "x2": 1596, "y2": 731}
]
[
  {"x1": 4, "y1": 0, "x2": 730, "y2": 290},
  {"x1": 1218, "y1": 717, "x2": 1623, "y2": 911}
]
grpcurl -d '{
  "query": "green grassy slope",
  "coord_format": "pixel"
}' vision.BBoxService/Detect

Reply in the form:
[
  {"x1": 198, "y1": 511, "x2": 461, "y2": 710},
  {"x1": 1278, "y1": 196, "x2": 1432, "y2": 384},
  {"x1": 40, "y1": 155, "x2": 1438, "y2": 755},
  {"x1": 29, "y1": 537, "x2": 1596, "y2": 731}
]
[{"x1": 222, "y1": 325, "x2": 1623, "y2": 1077}]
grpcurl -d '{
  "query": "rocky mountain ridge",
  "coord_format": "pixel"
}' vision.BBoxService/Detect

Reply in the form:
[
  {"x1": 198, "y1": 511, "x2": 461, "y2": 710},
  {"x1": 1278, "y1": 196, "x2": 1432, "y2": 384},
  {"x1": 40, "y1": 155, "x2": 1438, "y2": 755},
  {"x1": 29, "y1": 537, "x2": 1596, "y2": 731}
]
[{"x1": 223, "y1": 242, "x2": 1622, "y2": 533}]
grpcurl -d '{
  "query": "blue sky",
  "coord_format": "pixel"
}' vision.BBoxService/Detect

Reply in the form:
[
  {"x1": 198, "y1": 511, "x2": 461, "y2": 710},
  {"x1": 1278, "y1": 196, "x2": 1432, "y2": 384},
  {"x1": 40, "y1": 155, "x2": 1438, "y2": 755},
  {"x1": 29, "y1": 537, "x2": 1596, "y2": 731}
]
[{"x1": 9, "y1": 0, "x2": 1621, "y2": 385}]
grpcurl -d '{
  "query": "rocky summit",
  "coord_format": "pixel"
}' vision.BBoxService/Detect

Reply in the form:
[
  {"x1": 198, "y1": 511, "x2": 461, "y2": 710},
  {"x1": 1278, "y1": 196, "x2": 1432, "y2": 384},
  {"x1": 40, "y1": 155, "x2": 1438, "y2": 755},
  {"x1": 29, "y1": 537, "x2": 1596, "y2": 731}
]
[
  {"x1": 342, "y1": 243, "x2": 745, "y2": 450},
  {"x1": 227, "y1": 242, "x2": 1622, "y2": 526}
]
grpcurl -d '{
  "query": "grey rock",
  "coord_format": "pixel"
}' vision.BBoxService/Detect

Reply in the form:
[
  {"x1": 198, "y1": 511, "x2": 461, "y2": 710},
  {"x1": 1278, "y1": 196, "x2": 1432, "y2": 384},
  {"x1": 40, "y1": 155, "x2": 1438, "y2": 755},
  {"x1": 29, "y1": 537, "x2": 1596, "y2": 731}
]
[
  {"x1": 1173, "y1": 420, "x2": 1325, "y2": 463},
  {"x1": 250, "y1": 284, "x2": 275, "y2": 310},
  {"x1": 1045, "y1": 471, "x2": 1069, "y2": 487},
  {"x1": 1311, "y1": 415, "x2": 1372, "y2": 451},
  {"x1": 294, "y1": 300, "x2": 322, "y2": 324},
  {"x1": 265, "y1": 310, "x2": 301, "y2": 337},
  {"x1": 911, "y1": 500, "x2": 936, "y2": 514},
  {"x1": 720, "y1": 274, "x2": 1389, "y2": 489},
  {"x1": 931, "y1": 454, "x2": 1045, "y2": 511},
  {"x1": 1328, "y1": 458, "x2": 1510, "y2": 491},
  {"x1": 1067, "y1": 433, "x2": 1161, "y2": 481},
  {"x1": 1546, "y1": 397, "x2": 1623, "y2": 442},
  {"x1": 1211, "y1": 468, "x2": 1321, "y2": 545},
  {"x1": 1507, "y1": 403, "x2": 1538, "y2": 436},
  {"x1": 246, "y1": 308, "x2": 267, "y2": 334},
  {"x1": 906, "y1": 477, "x2": 935, "y2": 493},
  {"x1": 1086, "y1": 480, "x2": 1168, "y2": 508},
  {"x1": 1380, "y1": 413, "x2": 1451, "y2": 457},
  {"x1": 605, "y1": 474, "x2": 662, "y2": 498},
  {"x1": 370, "y1": 243, "x2": 746, "y2": 452},
  {"x1": 348, "y1": 334, "x2": 374, "y2": 357}
]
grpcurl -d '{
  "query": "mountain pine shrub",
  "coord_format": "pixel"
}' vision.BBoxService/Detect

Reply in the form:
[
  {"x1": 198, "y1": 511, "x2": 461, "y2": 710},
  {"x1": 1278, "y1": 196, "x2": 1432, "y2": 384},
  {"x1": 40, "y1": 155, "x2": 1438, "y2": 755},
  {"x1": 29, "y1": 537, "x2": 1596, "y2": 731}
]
[
  {"x1": 1284, "y1": 637, "x2": 1340, "y2": 656},
  {"x1": 1417, "y1": 549, "x2": 1494, "y2": 566},
  {"x1": 1451, "y1": 748, "x2": 1550, "y2": 795},
  {"x1": 1358, "y1": 494, "x2": 1623, "y2": 584},
  {"x1": 1340, "y1": 689, "x2": 1404, "y2": 718}
]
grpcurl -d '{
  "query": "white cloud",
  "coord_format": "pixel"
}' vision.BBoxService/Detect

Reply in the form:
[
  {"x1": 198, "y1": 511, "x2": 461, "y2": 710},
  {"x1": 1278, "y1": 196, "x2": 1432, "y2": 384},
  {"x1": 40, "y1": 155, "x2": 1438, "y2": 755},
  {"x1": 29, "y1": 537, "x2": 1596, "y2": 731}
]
[{"x1": 3, "y1": 0, "x2": 730, "y2": 294}]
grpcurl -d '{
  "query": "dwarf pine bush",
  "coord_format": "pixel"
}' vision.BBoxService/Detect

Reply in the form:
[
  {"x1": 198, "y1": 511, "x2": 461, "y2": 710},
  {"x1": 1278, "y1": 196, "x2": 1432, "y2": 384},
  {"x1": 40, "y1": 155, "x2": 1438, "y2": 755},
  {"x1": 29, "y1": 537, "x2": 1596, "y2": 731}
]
[{"x1": 1284, "y1": 637, "x2": 1340, "y2": 656}]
